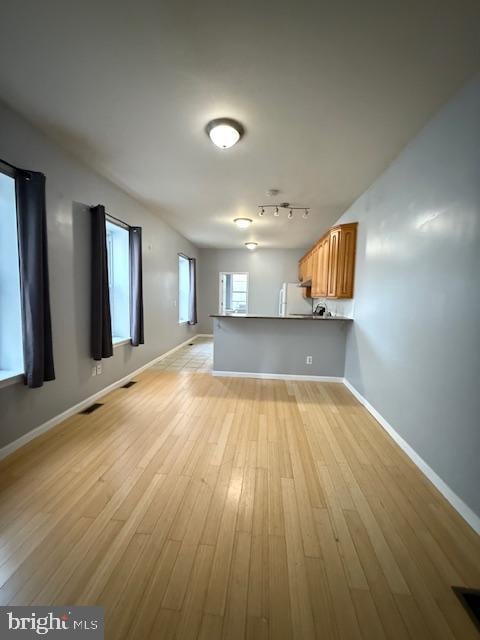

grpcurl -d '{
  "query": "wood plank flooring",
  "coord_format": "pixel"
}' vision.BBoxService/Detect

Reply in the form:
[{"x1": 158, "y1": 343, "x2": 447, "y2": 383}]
[{"x1": 0, "y1": 368, "x2": 479, "y2": 639}]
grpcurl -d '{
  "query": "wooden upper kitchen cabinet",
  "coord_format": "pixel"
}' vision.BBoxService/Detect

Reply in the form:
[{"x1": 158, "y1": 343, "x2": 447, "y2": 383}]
[
  {"x1": 327, "y1": 228, "x2": 340, "y2": 297},
  {"x1": 299, "y1": 250, "x2": 314, "y2": 283},
  {"x1": 299, "y1": 250, "x2": 313, "y2": 297},
  {"x1": 305, "y1": 251, "x2": 314, "y2": 283},
  {"x1": 311, "y1": 234, "x2": 330, "y2": 298},
  {"x1": 335, "y1": 222, "x2": 357, "y2": 298},
  {"x1": 301, "y1": 222, "x2": 357, "y2": 299}
]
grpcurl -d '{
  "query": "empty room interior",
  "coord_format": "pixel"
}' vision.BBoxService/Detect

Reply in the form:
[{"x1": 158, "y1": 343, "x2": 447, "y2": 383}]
[{"x1": 1, "y1": 1, "x2": 480, "y2": 638}]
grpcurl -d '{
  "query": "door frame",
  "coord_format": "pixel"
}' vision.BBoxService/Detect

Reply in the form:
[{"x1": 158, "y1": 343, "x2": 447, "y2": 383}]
[{"x1": 218, "y1": 271, "x2": 249, "y2": 314}]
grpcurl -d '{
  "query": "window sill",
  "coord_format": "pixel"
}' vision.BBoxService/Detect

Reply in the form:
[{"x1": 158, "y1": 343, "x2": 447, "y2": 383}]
[
  {"x1": 113, "y1": 337, "x2": 130, "y2": 348},
  {"x1": 0, "y1": 370, "x2": 24, "y2": 390}
]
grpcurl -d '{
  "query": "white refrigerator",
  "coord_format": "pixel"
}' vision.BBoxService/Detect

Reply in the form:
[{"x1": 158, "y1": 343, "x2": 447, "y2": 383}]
[{"x1": 278, "y1": 282, "x2": 312, "y2": 316}]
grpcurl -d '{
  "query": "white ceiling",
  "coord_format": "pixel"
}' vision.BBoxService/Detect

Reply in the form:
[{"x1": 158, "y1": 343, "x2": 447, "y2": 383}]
[{"x1": 0, "y1": 0, "x2": 479, "y2": 248}]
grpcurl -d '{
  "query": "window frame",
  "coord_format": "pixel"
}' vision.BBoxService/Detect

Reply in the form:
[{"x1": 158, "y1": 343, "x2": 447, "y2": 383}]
[
  {"x1": 105, "y1": 216, "x2": 131, "y2": 343},
  {"x1": 178, "y1": 253, "x2": 191, "y2": 325},
  {"x1": 218, "y1": 271, "x2": 249, "y2": 315},
  {"x1": 0, "y1": 161, "x2": 24, "y2": 387}
]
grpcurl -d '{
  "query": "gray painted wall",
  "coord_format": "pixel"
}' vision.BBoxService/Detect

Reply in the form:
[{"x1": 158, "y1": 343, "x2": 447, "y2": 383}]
[
  {"x1": 336, "y1": 76, "x2": 480, "y2": 518},
  {"x1": 213, "y1": 317, "x2": 349, "y2": 377},
  {"x1": 0, "y1": 102, "x2": 198, "y2": 449},
  {"x1": 197, "y1": 248, "x2": 305, "y2": 333}
]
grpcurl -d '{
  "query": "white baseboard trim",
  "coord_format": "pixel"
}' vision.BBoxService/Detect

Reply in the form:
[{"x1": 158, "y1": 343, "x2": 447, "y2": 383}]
[
  {"x1": 343, "y1": 378, "x2": 480, "y2": 534},
  {"x1": 212, "y1": 370, "x2": 343, "y2": 383},
  {"x1": 0, "y1": 334, "x2": 203, "y2": 462},
  {"x1": 196, "y1": 333, "x2": 213, "y2": 338}
]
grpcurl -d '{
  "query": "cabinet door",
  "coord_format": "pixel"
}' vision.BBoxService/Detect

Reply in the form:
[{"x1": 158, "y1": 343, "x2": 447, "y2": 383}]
[
  {"x1": 298, "y1": 258, "x2": 305, "y2": 282},
  {"x1": 305, "y1": 252, "x2": 313, "y2": 281},
  {"x1": 318, "y1": 235, "x2": 330, "y2": 297},
  {"x1": 310, "y1": 246, "x2": 320, "y2": 297},
  {"x1": 327, "y1": 229, "x2": 340, "y2": 297},
  {"x1": 337, "y1": 224, "x2": 357, "y2": 298}
]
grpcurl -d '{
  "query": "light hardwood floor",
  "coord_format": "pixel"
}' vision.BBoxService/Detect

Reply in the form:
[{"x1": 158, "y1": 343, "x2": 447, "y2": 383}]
[{"x1": 0, "y1": 368, "x2": 479, "y2": 639}]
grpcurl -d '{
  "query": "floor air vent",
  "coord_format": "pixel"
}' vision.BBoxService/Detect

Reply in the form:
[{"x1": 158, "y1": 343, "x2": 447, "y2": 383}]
[
  {"x1": 80, "y1": 403, "x2": 103, "y2": 415},
  {"x1": 122, "y1": 381, "x2": 137, "y2": 388},
  {"x1": 453, "y1": 587, "x2": 480, "y2": 631}
]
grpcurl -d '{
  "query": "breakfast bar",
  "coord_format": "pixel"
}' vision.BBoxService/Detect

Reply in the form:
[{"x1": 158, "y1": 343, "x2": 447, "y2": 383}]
[{"x1": 210, "y1": 314, "x2": 353, "y2": 379}]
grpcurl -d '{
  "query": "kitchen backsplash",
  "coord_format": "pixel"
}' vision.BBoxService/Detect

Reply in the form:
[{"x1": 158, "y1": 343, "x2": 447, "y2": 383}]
[{"x1": 312, "y1": 298, "x2": 354, "y2": 318}]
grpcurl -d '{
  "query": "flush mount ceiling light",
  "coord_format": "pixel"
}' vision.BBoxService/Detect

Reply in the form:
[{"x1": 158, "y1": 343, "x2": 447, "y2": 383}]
[
  {"x1": 233, "y1": 217, "x2": 252, "y2": 229},
  {"x1": 206, "y1": 118, "x2": 244, "y2": 149},
  {"x1": 245, "y1": 242, "x2": 258, "y2": 250}
]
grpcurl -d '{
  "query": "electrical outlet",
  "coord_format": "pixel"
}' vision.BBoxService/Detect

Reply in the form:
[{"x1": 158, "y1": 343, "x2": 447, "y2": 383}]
[
  {"x1": 306, "y1": 356, "x2": 313, "y2": 365},
  {"x1": 91, "y1": 365, "x2": 97, "y2": 377},
  {"x1": 96, "y1": 362, "x2": 103, "y2": 375}
]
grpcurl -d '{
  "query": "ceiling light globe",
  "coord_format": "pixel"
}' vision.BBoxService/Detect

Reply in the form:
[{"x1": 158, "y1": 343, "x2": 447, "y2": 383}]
[
  {"x1": 233, "y1": 218, "x2": 252, "y2": 229},
  {"x1": 206, "y1": 118, "x2": 244, "y2": 149},
  {"x1": 245, "y1": 242, "x2": 258, "y2": 250}
]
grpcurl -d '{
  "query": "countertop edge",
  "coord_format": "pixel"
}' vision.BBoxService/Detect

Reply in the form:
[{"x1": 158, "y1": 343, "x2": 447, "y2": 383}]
[{"x1": 209, "y1": 314, "x2": 353, "y2": 321}]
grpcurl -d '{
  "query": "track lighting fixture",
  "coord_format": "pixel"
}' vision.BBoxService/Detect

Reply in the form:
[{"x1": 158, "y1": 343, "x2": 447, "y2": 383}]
[{"x1": 256, "y1": 203, "x2": 310, "y2": 221}]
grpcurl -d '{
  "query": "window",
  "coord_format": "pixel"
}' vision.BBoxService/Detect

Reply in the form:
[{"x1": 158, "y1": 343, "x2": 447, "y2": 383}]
[
  {"x1": 0, "y1": 167, "x2": 24, "y2": 381},
  {"x1": 219, "y1": 272, "x2": 249, "y2": 314},
  {"x1": 106, "y1": 219, "x2": 130, "y2": 342},
  {"x1": 178, "y1": 254, "x2": 190, "y2": 323}
]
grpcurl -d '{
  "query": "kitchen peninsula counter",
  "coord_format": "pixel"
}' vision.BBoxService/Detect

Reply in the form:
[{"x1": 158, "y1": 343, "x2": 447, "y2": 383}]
[{"x1": 210, "y1": 314, "x2": 352, "y2": 379}]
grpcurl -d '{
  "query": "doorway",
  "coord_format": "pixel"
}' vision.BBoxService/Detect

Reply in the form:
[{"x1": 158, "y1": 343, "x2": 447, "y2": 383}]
[{"x1": 219, "y1": 272, "x2": 249, "y2": 314}]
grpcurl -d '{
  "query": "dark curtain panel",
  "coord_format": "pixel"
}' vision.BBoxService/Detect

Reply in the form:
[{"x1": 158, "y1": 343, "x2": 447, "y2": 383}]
[
  {"x1": 188, "y1": 257, "x2": 198, "y2": 325},
  {"x1": 90, "y1": 205, "x2": 113, "y2": 360},
  {"x1": 129, "y1": 226, "x2": 144, "y2": 346},
  {"x1": 15, "y1": 170, "x2": 55, "y2": 388}
]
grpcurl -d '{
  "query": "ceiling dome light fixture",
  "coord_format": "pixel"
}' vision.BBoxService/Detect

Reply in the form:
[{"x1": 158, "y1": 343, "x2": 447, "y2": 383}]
[
  {"x1": 233, "y1": 217, "x2": 252, "y2": 229},
  {"x1": 245, "y1": 242, "x2": 258, "y2": 250},
  {"x1": 206, "y1": 118, "x2": 244, "y2": 149}
]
